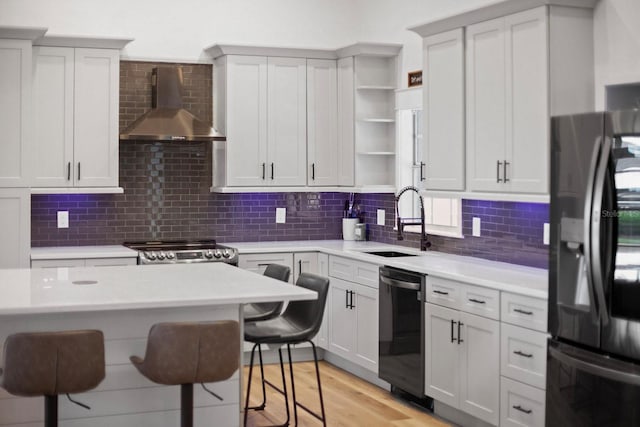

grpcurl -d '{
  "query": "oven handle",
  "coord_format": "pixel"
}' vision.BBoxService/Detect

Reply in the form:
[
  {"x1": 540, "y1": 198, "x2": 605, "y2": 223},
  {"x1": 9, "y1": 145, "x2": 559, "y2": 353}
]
[
  {"x1": 549, "y1": 344, "x2": 640, "y2": 386},
  {"x1": 380, "y1": 275, "x2": 421, "y2": 291}
]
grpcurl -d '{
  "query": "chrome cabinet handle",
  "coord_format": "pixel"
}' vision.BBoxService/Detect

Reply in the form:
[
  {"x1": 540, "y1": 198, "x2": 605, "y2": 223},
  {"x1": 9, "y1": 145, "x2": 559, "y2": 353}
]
[
  {"x1": 420, "y1": 162, "x2": 426, "y2": 181},
  {"x1": 497, "y1": 160, "x2": 503, "y2": 183},
  {"x1": 513, "y1": 405, "x2": 532, "y2": 414},
  {"x1": 514, "y1": 350, "x2": 533, "y2": 358},
  {"x1": 504, "y1": 160, "x2": 510, "y2": 183}
]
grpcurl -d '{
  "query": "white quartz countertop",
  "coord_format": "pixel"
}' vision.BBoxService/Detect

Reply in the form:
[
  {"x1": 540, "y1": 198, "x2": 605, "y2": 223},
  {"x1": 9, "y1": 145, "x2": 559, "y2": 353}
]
[
  {"x1": 226, "y1": 240, "x2": 548, "y2": 299},
  {"x1": 0, "y1": 263, "x2": 315, "y2": 315},
  {"x1": 31, "y1": 245, "x2": 138, "y2": 260}
]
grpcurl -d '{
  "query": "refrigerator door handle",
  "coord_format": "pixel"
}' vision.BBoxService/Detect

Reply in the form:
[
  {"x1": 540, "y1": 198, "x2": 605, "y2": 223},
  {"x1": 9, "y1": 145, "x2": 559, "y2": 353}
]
[
  {"x1": 583, "y1": 136, "x2": 603, "y2": 324},
  {"x1": 549, "y1": 344, "x2": 640, "y2": 386},
  {"x1": 590, "y1": 135, "x2": 612, "y2": 325}
]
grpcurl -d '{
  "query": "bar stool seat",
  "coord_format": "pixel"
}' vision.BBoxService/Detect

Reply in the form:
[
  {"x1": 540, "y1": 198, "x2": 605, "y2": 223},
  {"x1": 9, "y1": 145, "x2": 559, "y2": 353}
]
[
  {"x1": 243, "y1": 264, "x2": 291, "y2": 322},
  {"x1": 130, "y1": 320, "x2": 240, "y2": 427},
  {"x1": 244, "y1": 272, "x2": 330, "y2": 427},
  {"x1": 0, "y1": 330, "x2": 105, "y2": 427}
]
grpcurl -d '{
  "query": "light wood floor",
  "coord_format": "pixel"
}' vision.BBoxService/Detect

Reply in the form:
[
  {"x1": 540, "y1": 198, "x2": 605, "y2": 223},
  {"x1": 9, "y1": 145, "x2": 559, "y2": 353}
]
[{"x1": 243, "y1": 361, "x2": 452, "y2": 427}]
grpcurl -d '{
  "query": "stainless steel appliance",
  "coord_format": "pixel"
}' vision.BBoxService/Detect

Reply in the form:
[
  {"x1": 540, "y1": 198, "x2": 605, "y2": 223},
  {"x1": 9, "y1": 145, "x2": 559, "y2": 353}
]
[
  {"x1": 379, "y1": 266, "x2": 429, "y2": 404},
  {"x1": 123, "y1": 239, "x2": 238, "y2": 265},
  {"x1": 548, "y1": 110, "x2": 640, "y2": 426}
]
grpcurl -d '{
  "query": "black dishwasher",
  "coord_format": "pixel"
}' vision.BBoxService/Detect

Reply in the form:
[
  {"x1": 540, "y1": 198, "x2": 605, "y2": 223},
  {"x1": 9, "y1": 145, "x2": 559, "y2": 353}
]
[{"x1": 379, "y1": 266, "x2": 426, "y2": 400}]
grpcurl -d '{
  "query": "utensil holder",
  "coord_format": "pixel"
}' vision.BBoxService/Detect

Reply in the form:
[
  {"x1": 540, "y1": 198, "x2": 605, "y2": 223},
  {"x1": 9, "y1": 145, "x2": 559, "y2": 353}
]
[{"x1": 342, "y1": 218, "x2": 359, "y2": 241}]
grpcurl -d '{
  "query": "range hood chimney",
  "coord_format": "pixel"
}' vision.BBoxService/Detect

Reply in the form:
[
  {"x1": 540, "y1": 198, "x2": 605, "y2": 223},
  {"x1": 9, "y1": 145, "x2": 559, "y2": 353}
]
[{"x1": 119, "y1": 66, "x2": 225, "y2": 141}]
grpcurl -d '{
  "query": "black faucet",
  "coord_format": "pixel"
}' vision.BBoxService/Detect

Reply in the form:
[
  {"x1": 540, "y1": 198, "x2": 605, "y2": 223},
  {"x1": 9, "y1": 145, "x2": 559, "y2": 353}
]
[{"x1": 395, "y1": 186, "x2": 431, "y2": 251}]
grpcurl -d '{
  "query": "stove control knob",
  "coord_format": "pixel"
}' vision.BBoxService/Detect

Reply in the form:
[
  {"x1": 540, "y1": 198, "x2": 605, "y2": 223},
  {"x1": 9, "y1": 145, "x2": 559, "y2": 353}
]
[
  {"x1": 222, "y1": 249, "x2": 231, "y2": 258},
  {"x1": 166, "y1": 252, "x2": 175, "y2": 260},
  {"x1": 157, "y1": 252, "x2": 166, "y2": 260},
  {"x1": 145, "y1": 252, "x2": 157, "y2": 261},
  {"x1": 204, "y1": 250, "x2": 214, "y2": 259},
  {"x1": 213, "y1": 250, "x2": 222, "y2": 259}
]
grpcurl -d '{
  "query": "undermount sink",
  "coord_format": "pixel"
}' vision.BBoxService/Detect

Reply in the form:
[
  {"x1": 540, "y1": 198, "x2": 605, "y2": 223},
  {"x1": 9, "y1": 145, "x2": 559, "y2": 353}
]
[{"x1": 363, "y1": 250, "x2": 418, "y2": 258}]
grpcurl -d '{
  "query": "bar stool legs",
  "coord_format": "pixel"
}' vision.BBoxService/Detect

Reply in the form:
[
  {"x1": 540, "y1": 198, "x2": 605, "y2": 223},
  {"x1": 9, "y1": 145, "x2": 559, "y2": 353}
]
[
  {"x1": 181, "y1": 384, "x2": 193, "y2": 427},
  {"x1": 45, "y1": 395, "x2": 58, "y2": 427},
  {"x1": 244, "y1": 340, "x2": 327, "y2": 427}
]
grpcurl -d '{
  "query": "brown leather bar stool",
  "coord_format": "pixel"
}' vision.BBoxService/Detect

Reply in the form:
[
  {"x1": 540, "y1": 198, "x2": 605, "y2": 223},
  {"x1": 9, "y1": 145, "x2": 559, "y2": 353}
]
[
  {"x1": 244, "y1": 273, "x2": 330, "y2": 427},
  {"x1": 130, "y1": 320, "x2": 240, "y2": 427},
  {"x1": 0, "y1": 330, "x2": 105, "y2": 427}
]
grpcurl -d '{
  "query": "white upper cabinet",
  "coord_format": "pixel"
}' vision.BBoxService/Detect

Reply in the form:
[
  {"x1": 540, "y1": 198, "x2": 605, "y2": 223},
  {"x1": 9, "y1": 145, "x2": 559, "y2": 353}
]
[
  {"x1": 225, "y1": 55, "x2": 268, "y2": 186},
  {"x1": 307, "y1": 59, "x2": 338, "y2": 186},
  {"x1": 337, "y1": 57, "x2": 355, "y2": 186},
  {"x1": 422, "y1": 28, "x2": 465, "y2": 191},
  {"x1": 466, "y1": 7, "x2": 548, "y2": 194},
  {"x1": 213, "y1": 53, "x2": 308, "y2": 187},
  {"x1": 267, "y1": 57, "x2": 307, "y2": 186},
  {"x1": 411, "y1": 1, "x2": 595, "y2": 200},
  {"x1": 32, "y1": 39, "x2": 127, "y2": 189},
  {"x1": 0, "y1": 39, "x2": 32, "y2": 187}
]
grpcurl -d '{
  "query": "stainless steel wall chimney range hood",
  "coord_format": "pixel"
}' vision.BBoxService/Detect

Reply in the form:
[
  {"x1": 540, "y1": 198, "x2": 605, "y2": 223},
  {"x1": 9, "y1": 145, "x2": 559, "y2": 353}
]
[{"x1": 119, "y1": 66, "x2": 225, "y2": 141}]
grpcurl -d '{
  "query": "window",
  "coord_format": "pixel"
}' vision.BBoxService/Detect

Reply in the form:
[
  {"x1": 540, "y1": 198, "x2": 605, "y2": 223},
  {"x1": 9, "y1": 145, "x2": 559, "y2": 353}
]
[{"x1": 396, "y1": 107, "x2": 462, "y2": 238}]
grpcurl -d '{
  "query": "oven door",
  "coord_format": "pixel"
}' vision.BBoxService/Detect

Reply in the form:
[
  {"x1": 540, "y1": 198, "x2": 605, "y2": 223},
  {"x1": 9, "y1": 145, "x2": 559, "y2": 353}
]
[
  {"x1": 547, "y1": 338, "x2": 640, "y2": 426},
  {"x1": 378, "y1": 266, "x2": 424, "y2": 397}
]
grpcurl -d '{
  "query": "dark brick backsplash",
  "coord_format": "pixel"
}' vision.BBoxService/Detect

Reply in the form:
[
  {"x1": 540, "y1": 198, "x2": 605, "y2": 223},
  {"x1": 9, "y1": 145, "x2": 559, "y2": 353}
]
[
  {"x1": 358, "y1": 194, "x2": 549, "y2": 269},
  {"x1": 31, "y1": 59, "x2": 549, "y2": 269}
]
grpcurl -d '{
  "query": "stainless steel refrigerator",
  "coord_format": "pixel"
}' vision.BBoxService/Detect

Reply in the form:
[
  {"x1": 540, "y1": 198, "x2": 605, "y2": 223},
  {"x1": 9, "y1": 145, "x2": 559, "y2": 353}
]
[{"x1": 548, "y1": 110, "x2": 640, "y2": 426}]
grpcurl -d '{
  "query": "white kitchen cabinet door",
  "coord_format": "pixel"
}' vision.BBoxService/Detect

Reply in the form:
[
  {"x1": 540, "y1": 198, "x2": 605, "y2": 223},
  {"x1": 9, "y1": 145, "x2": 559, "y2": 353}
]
[
  {"x1": 466, "y1": 17, "x2": 507, "y2": 192},
  {"x1": 425, "y1": 303, "x2": 460, "y2": 408},
  {"x1": 504, "y1": 6, "x2": 549, "y2": 194},
  {"x1": 307, "y1": 59, "x2": 338, "y2": 186},
  {"x1": 0, "y1": 189, "x2": 30, "y2": 268},
  {"x1": 226, "y1": 55, "x2": 268, "y2": 186},
  {"x1": 353, "y1": 282, "x2": 378, "y2": 372},
  {"x1": 328, "y1": 277, "x2": 355, "y2": 359},
  {"x1": 293, "y1": 252, "x2": 319, "y2": 283},
  {"x1": 267, "y1": 57, "x2": 307, "y2": 186},
  {"x1": 73, "y1": 48, "x2": 119, "y2": 187},
  {"x1": 238, "y1": 252, "x2": 294, "y2": 283},
  {"x1": 459, "y1": 311, "x2": 500, "y2": 426},
  {"x1": 337, "y1": 57, "x2": 355, "y2": 186},
  {"x1": 422, "y1": 28, "x2": 465, "y2": 191},
  {"x1": 315, "y1": 253, "x2": 330, "y2": 349},
  {"x1": 0, "y1": 39, "x2": 31, "y2": 187},
  {"x1": 32, "y1": 46, "x2": 75, "y2": 187}
]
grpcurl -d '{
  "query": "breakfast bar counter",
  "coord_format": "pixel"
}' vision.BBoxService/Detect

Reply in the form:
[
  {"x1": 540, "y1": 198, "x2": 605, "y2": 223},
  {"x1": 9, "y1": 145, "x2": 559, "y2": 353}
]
[{"x1": 0, "y1": 263, "x2": 315, "y2": 427}]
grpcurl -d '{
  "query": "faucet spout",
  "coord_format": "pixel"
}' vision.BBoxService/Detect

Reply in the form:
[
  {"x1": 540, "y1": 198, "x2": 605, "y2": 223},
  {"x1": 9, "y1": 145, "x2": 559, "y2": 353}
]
[{"x1": 395, "y1": 186, "x2": 431, "y2": 251}]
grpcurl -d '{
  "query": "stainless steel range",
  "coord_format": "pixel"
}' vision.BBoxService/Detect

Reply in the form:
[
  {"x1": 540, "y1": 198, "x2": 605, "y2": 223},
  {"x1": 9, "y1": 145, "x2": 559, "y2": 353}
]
[{"x1": 123, "y1": 239, "x2": 238, "y2": 265}]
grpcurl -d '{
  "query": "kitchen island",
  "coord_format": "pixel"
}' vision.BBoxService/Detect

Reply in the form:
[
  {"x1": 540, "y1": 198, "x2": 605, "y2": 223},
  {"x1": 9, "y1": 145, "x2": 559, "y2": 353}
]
[{"x1": 0, "y1": 263, "x2": 315, "y2": 427}]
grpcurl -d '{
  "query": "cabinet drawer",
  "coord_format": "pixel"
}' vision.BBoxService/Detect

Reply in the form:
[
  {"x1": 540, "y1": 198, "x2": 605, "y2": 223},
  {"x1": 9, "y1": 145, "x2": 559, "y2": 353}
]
[
  {"x1": 501, "y1": 323, "x2": 547, "y2": 389},
  {"x1": 500, "y1": 377, "x2": 545, "y2": 427},
  {"x1": 329, "y1": 256, "x2": 379, "y2": 289},
  {"x1": 426, "y1": 276, "x2": 461, "y2": 310},
  {"x1": 31, "y1": 259, "x2": 86, "y2": 268},
  {"x1": 501, "y1": 293, "x2": 547, "y2": 332},
  {"x1": 85, "y1": 257, "x2": 137, "y2": 267},
  {"x1": 238, "y1": 253, "x2": 294, "y2": 282},
  {"x1": 460, "y1": 284, "x2": 500, "y2": 320}
]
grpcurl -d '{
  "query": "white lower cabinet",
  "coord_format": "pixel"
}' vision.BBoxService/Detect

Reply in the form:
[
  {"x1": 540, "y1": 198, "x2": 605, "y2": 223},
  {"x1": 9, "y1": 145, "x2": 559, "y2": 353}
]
[
  {"x1": 31, "y1": 257, "x2": 137, "y2": 268},
  {"x1": 293, "y1": 252, "x2": 319, "y2": 283},
  {"x1": 425, "y1": 301, "x2": 500, "y2": 426},
  {"x1": 314, "y1": 253, "x2": 330, "y2": 349},
  {"x1": 0, "y1": 189, "x2": 30, "y2": 268},
  {"x1": 500, "y1": 377, "x2": 545, "y2": 427},
  {"x1": 327, "y1": 259, "x2": 379, "y2": 373}
]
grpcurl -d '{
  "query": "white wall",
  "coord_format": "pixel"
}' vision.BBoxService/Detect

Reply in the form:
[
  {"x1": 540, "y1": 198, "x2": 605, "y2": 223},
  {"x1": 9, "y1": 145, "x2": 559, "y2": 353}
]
[
  {"x1": 0, "y1": 0, "x2": 493, "y2": 77},
  {"x1": 593, "y1": 0, "x2": 640, "y2": 109},
  {"x1": 4, "y1": 0, "x2": 640, "y2": 100}
]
